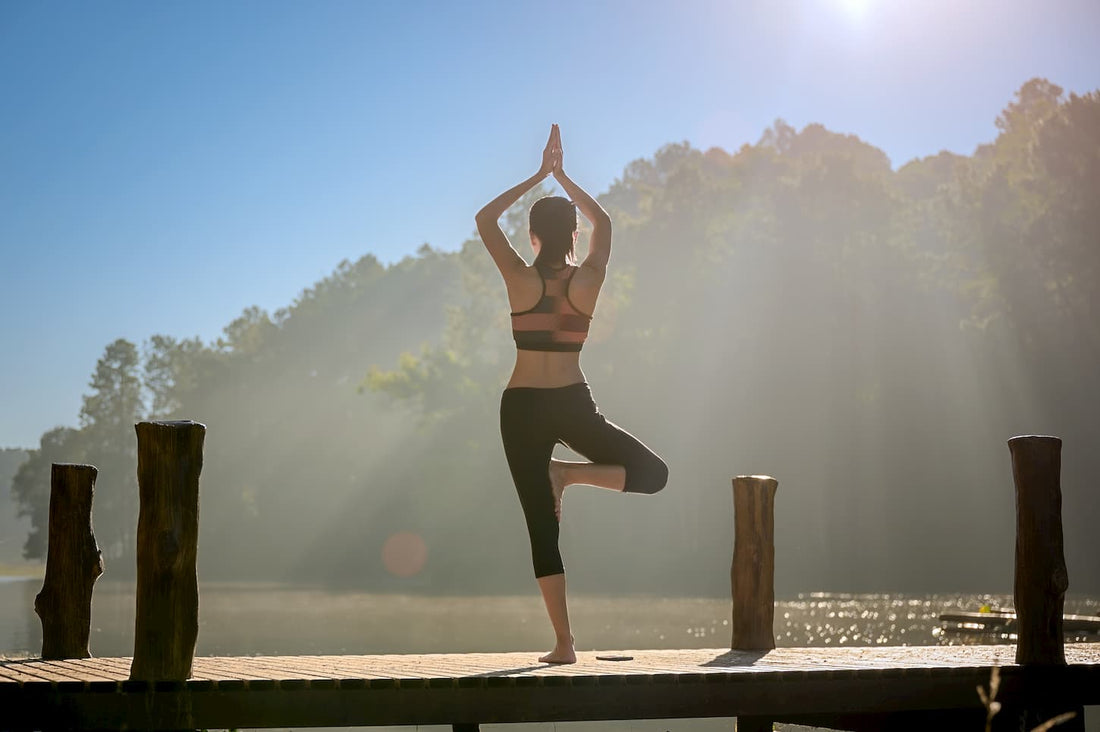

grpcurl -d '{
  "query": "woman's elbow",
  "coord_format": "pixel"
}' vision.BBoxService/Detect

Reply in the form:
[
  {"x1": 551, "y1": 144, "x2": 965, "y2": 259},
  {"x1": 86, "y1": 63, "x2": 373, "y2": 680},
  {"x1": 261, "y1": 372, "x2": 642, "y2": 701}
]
[
  {"x1": 474, "y1": 214, "x2": 492, "y2": 238},
  {"x1": 592, "y1": 215, "x2": 612, "y2": 240},
  {"x1": 475, "y1": 208, "x2": 497, "y2": 227}
]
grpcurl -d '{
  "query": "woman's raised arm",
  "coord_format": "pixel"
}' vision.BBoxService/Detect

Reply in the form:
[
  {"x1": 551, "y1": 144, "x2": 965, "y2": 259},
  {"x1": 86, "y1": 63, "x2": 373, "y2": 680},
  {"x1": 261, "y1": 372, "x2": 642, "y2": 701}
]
[
  {"x1": 550, "y1": 129, "x2": 611, "y2": 273},
  {"x1": 475, "y1": 125, "x2": 560, "y2": 277}
]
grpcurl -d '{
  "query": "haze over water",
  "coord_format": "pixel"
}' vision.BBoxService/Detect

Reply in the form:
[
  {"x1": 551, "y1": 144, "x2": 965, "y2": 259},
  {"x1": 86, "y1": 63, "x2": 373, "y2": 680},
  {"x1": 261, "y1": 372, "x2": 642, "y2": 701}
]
[
  {"x1": 4, "y1": 581, "x2": 1099, "y2": 730},
  {"x1": 4, "y1": 580, "x2": 1098, "y2": 658}
]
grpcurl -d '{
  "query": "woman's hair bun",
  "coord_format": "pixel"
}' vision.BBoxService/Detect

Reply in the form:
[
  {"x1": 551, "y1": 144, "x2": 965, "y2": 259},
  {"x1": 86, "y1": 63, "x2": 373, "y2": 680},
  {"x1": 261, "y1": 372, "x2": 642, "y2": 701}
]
[{"x1": 530, "y1": 196, "x2": 577, "y2": 266}]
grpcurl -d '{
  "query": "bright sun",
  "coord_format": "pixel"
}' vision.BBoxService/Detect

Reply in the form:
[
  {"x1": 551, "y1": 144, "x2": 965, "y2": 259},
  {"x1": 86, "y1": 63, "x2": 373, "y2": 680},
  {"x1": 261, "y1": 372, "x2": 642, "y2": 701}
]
[{"x1": 837, "y1": 0, "x2": 872, "y2": 20}]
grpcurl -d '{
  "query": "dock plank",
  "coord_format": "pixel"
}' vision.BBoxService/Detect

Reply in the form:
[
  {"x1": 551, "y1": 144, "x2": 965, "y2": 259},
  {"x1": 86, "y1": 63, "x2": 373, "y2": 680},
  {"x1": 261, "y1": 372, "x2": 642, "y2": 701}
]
[
  {"x1": 39, "y1": 659, "x2": 121, "y2": 683},
  {"x1": 0, "y1": 663, "x2": 50, "y2": 685},
  {"x1": 0, "y1": 660, "x2": 73, "y2": 684},
  {"x1": 59, "y1": 658, "x2": 129, "y2": 681}
]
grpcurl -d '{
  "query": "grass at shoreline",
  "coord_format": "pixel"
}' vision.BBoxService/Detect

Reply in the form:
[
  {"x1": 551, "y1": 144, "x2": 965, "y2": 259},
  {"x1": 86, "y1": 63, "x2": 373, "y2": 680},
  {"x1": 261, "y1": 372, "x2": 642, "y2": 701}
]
[{"x1": 0, "y1": 561, "x2": 44, "y2": 578}]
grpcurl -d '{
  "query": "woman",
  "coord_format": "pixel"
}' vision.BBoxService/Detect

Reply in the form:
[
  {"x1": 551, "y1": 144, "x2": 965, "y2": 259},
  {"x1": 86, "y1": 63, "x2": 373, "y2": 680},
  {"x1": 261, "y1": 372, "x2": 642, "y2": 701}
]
[{"x1": 476, "y1": 125, "x2": 668, "y2": 664}]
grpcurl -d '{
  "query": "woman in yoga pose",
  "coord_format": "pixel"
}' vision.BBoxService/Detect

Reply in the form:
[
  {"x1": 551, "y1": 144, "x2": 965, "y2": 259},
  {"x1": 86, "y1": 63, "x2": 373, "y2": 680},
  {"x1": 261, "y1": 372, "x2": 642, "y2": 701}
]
[{"x1": 476, "y1": 125, "x2": 668, "y2": 664}]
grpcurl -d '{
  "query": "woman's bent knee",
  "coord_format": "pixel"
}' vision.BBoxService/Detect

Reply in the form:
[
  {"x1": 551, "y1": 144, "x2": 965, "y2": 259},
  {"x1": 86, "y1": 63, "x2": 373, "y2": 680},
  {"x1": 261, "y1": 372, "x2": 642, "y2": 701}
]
[{"x1": 626, "y1": 455, "x2": 668, "y2": 495}]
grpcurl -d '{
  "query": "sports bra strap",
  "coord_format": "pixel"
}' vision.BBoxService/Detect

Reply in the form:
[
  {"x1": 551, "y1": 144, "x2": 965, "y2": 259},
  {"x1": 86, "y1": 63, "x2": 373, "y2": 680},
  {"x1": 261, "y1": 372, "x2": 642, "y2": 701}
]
[{"x1": 511, "y1": 265, "x2": 592, "y2": 352}]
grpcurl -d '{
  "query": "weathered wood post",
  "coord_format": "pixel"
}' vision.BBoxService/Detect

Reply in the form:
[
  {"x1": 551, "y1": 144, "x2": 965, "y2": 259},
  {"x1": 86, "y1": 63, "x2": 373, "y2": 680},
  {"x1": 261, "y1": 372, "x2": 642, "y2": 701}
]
[
  {"x1": 1008, "y1": 435, "x2": 1068, "y2": 666},
  {"x1": 130, "y1": 420, "x2": 205, "y2": 682},
  {"x1": 997, "y1": 435, "x2": 1084, "y2": 732},
  {"x1": 731, "y1": 475, "x2": 778, "y2": 651},
  {"x1": 34, "y1": 463, "x2": 104, "y2": 660},
  {"x1": 731, "y1": 475, "x2": 778, "y2": 732}
]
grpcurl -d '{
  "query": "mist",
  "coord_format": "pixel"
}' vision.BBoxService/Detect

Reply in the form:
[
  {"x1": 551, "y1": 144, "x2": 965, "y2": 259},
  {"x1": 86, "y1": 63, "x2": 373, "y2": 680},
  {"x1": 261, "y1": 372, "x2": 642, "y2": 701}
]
[{"x1": 6, "y1": 79, "x2": 1098, "y2": 599}]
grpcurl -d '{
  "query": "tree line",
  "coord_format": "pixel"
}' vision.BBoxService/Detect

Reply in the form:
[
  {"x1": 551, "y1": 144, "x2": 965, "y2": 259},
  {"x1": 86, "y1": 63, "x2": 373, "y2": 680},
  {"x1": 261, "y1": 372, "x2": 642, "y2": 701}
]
[{"x1": 9, "y1": 79, "x2": 1099, "y2": 595}]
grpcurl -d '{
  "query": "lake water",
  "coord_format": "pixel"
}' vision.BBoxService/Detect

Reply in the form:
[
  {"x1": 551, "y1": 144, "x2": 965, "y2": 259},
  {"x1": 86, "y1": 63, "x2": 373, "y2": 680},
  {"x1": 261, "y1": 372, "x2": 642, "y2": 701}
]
[{"x1": 3, "y1": 578, "x2": 1098, "y2": 731}]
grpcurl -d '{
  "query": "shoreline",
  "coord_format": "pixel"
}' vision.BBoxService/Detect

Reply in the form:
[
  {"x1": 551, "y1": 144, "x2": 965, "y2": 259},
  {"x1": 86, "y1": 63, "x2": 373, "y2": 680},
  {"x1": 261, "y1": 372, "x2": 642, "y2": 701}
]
[{"x1": 0, "y1": 562, "x2": 44, "y2": 580}]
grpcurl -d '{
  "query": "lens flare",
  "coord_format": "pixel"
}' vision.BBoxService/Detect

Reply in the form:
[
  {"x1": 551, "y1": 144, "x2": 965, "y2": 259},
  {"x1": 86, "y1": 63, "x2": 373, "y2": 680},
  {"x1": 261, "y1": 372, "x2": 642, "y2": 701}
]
[{"x1": 381, "y1": 532, "x2": 428, "y2": 577}]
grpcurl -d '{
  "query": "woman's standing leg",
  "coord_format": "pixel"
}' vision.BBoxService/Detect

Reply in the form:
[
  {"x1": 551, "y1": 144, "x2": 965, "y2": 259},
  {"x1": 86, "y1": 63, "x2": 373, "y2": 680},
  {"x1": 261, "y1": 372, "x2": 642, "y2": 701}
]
[
  {"x1": 534, "y1": 574, "x2": 575, "y2": 663},
  {"x1": 501, "y1": 389, "x2": 576, "y2": 663}
]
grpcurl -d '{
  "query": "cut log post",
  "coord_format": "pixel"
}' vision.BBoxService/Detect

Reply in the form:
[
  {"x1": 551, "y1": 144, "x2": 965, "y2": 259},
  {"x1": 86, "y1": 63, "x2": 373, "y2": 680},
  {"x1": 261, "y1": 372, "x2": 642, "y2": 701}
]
[
  {"x1": 1008, "y1": 435, "x2": 1069, "y2": 666},
  {"x1": 130, "y1": 420, "x2": 205, "y2": 682},
  {"x1": 34, "y1": 463, "x2": 104, "y2": 660},
  {"x1": 731, "y1": 475, "x2": 778, "y2": 651}
]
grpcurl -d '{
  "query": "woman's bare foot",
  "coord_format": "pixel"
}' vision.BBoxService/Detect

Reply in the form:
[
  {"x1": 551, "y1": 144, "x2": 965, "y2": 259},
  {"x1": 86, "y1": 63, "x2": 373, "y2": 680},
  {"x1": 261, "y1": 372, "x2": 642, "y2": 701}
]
[
  {"x1": 538, "y1": 636, "x2": 576, "y2": 664},
  {"x1": 548, "y1": 459, "x2": 568, "y2": 521}
]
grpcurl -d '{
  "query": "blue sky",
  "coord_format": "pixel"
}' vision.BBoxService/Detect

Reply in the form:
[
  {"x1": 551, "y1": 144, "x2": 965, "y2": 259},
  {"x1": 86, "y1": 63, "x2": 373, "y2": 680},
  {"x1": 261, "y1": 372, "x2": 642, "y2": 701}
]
[{"x1": 2, "y1": 0, "x2": 1098, "y2": 448}]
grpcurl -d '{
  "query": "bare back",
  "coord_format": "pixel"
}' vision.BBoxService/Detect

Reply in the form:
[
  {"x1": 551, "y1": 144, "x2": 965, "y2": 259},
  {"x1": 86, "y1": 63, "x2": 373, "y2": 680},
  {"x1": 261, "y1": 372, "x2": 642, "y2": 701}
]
[
  {"x1": 474, "y1": 127, "x2": 612, "y2": 390},
  {"x1": 503, "y1": 263, "x2": 605, "y2": 389}
]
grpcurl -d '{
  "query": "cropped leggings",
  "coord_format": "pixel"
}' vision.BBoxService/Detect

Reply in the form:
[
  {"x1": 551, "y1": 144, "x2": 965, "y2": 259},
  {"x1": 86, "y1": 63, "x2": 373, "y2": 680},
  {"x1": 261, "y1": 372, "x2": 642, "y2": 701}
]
[{"x1": 500, "y1": 382, "x2": 668, "y2": 578}]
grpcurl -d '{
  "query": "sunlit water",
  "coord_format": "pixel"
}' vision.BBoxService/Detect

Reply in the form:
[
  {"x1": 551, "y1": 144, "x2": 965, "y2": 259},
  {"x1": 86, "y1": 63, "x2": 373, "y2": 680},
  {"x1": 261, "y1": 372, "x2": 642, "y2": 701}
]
[{"x1": 3, "y1": 579, "x2": 1098, "y2": 731}]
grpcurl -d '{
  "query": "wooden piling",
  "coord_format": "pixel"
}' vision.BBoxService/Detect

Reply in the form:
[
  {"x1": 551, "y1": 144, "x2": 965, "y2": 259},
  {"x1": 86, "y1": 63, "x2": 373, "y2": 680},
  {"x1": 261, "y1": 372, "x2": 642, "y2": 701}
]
[
  {"x1": 731, "y1": 475, "x2": 778, "y2": 651},
  {"x1": 1008, "y1": 435, "x2": 1068, "y2": 666},
  {"x1": 34, "y1": 463, "x2": 103, "y2": 660},
  {"x1": 130, "y1": 420, "x2": 205, "y2": 682},
  {"x1": 1000, "y1": 435, "x2": 1084, "y2": 732}
]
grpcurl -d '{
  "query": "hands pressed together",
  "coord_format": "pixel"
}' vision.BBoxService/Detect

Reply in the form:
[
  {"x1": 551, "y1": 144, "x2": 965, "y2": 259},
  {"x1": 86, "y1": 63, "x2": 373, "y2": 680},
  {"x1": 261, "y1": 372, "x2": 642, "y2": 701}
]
[
  {"x1": 539, "y1": 124, "x2": 564, "y2": 179},
  {"x1": 475, "y1": 122, "x2": 609, "y2": 274}
]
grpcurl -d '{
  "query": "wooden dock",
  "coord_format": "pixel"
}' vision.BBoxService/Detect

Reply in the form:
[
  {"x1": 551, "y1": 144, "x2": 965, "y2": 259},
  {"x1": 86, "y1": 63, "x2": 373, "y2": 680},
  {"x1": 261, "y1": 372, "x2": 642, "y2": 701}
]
[
  {"x1": 3, "y1": 644, "x2": 1099, "y2": 731},
  {"x1": 10, "y1": 436, "x2": 1094, "y2": 730}
]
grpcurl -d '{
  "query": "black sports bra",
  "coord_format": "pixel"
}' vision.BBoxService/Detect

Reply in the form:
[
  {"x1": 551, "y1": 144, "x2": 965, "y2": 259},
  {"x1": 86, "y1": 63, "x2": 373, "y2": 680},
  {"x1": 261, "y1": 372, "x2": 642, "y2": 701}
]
[{"x1": 510, "y1": 265, "x2": 592, "y2": 352}]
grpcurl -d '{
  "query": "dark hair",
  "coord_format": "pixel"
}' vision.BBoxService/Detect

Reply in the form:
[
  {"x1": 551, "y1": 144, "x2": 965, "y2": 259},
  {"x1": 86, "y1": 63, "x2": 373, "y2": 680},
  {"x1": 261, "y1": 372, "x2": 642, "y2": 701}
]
[{"x1": 529, "y1": 196, "x2": 577, "y2": 267}]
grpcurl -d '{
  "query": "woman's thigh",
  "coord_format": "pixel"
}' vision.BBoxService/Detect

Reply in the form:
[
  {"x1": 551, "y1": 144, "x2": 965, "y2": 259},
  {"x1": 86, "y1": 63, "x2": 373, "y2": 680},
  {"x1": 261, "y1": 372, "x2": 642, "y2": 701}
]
[{"x1": 557, "y1": 389, "x2": 668, "y2": 494}]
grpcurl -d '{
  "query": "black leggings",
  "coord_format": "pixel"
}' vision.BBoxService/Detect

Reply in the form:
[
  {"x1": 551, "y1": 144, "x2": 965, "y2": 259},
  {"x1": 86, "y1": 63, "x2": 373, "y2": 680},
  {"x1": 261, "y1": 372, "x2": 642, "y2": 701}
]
[{"x1": 499, "y1": 382, "x2": 668, "y2": 578}]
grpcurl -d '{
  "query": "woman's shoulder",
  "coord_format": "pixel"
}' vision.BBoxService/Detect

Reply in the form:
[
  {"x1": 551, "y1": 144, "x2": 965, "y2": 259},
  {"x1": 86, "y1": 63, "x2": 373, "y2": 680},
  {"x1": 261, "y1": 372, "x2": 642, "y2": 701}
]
[
  {"x1": 572, "y1": 260, "x2": 606, "y2": 286},
  {"x1": 503, "y1": 263, "x2": 544, "y2": 308},
  {"x1": 504, "y1": 261, "x2": 540, "y2": 280}
]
